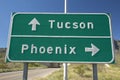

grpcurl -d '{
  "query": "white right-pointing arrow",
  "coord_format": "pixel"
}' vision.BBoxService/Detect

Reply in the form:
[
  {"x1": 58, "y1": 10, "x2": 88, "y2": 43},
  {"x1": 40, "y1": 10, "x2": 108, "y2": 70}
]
[{"x1": 85, "y1": 43, "x2": 100, "y2": 56}]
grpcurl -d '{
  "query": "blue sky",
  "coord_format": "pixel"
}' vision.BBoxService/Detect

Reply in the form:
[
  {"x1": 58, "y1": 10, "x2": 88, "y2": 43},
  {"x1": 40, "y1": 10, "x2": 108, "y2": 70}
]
[{"x1": 0, "y1": 0, "x2": 120, "y2": 48}]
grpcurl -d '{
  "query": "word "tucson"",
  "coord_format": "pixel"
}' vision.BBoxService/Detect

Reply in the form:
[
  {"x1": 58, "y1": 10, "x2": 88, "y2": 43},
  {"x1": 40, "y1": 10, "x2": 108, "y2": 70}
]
[{"x1": 48, "y1": 20, "x2": 94, "y2": 29}]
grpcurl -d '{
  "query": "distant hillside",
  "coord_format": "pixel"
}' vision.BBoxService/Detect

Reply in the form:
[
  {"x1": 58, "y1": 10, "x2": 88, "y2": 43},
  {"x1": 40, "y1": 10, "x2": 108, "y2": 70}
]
[
  {"x1": 0, "y1": 48, "x2": 6, "y2": 59},
  {"x1": 114, "y1": 40, "x2": 120, "y2": 51},
  {"x1": 0, "y1": 48, "x2": 6, "y2": 53}
]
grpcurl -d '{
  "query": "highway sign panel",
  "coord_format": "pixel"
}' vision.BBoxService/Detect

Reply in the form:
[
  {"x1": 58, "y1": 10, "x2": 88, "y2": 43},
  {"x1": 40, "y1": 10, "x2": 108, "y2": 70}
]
[{"x1": 6, "y1": 13, "x2": 114, "y2": 63}]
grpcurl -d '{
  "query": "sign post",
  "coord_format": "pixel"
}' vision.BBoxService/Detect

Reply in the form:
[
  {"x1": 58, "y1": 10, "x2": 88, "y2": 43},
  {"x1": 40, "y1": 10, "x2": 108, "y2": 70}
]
[
  {"x1": 6, "y1": 13, "x2": 114, "y2": 63},
  {"x1": 63, "y1": 0, "x2": 68, "y2": 80},
  {"x1": 93, "y1": 64, "x2": 98, "y2": 80},
  {"x1": 23, "y1": 63, "x2": 28, "y2": 80}
]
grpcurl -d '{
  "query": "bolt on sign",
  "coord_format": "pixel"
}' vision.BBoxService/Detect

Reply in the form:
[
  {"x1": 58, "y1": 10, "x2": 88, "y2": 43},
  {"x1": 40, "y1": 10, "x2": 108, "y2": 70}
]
[{"x1": 6, "y1": 13, "x2": 114, "y2": 63}]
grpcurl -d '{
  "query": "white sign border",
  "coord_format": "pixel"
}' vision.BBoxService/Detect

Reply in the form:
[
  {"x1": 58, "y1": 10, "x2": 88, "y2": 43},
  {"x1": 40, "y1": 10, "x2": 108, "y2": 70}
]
[{"x1": 6, "y1": 12, "x2": 115, "y2": 63}]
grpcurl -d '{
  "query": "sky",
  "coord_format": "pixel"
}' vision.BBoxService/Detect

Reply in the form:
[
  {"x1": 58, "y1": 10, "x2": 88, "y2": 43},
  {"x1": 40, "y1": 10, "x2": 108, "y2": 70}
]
[{"x1": 0, "y1": 0, "x2": 120, "y2": 48}]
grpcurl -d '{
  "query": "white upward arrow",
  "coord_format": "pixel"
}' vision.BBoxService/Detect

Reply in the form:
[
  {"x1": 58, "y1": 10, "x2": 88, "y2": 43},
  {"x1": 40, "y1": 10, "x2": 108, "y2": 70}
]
[
  {"x1": 28, "y1": 18, "x2": 40, "y2": 31},
  {"x1": 85, "y1": 43, "x2": 100, "y2": 56}
]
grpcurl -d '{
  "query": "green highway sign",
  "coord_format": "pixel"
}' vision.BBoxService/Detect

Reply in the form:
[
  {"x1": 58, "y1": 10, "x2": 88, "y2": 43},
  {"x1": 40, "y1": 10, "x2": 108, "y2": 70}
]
[{"x1": 6, "y1": 13, "x2": 114, "y2": 63}]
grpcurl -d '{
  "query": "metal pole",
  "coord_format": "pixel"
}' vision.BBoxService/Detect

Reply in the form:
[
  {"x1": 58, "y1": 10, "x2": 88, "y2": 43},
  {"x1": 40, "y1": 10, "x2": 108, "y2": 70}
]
[
  {"x1": 63, "y1": 63, "x2": 68, "y2": 80},
  {"x1": 23, "y1": 63, "x2": 28, "y2": 80},
  {"x1": 63, "y1": 0, "x2": 68, "y2": 80},
  {"x1": 64, "y1": 0, "x2": 67, "y2": 13},
  {"x1": 92, "y1": 64, "x2": 98, "y2": 80}
]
